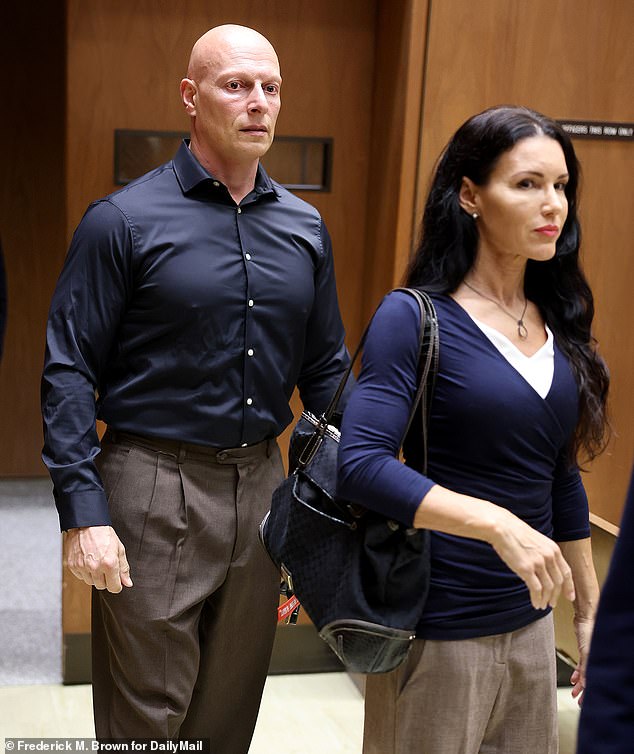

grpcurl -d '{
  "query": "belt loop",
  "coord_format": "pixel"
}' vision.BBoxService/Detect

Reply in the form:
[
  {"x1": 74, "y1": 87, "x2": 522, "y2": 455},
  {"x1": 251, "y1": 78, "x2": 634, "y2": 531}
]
[{"x1": 177, "y1": 444, "x2": 187, "y2": 464}]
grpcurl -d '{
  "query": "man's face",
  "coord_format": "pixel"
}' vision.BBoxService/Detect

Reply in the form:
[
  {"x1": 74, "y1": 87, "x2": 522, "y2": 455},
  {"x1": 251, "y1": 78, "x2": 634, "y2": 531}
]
[{"x1": 184, "y1": 34, "x2": 282, "y2": 169}]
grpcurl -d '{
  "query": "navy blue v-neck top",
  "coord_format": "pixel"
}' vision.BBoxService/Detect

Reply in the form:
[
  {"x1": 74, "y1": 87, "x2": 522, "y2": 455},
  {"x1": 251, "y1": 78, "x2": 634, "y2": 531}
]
[{"x1": 337, "y1": 290, "x2": 590, "y2": 639}]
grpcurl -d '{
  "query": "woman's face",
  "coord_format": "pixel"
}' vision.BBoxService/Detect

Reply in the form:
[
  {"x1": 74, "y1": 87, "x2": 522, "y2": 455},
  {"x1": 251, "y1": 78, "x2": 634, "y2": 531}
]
[{"x1": 463, "y1": 135, "x2": 569, "y2": 264}]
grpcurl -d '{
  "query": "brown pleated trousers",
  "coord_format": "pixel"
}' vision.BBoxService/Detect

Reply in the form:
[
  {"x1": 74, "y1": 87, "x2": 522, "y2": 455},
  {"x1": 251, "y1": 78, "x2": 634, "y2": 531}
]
[
  {"x1": 363, "y1": 613, "x2": 558, "y2": 754},
  {"x1": 92, "y1": 430, "x2": 283, "y2": 750}
]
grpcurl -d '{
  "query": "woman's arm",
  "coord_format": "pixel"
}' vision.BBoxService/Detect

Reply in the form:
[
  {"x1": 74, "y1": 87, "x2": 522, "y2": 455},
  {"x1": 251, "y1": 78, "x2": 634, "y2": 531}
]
[
  {"x1": 413, "y1": 484, "x2": 576, "y2": 611},
  {"x1": 558, "y1": 537, "x2": 599, "y2": 705},
  {"x1": 339, "y1": 291, "x2": 576, "y2": 611}
]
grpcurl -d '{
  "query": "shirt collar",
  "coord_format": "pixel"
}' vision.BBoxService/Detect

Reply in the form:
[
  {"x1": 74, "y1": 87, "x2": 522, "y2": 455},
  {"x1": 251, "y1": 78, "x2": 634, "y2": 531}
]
[{"x1": 173, "y1": 139, "x2": 280, "y2": 199}]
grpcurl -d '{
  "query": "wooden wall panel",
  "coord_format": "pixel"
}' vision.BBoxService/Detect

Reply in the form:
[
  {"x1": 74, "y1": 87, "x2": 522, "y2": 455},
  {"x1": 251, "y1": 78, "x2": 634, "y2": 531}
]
[
  {"x1": 363, "y1": 0, "x2": 429, "y2": 321},
  {"x1": 415, "y1": 0, "x2": 634, "y2": 213},
  {"x1": 573, "y1": 139, "x2": 634, "y2": 523},
  {"x1": 0, "y1": 3, "x2": 67, "y2": 475},
  {"x1": 414, "y1": 0, "x2": 634, "y2": 525}
]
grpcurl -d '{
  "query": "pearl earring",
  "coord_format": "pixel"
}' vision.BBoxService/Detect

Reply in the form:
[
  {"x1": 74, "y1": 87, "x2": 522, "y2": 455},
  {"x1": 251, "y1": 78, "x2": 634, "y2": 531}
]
[{"x1": 472, "y1": 212, "x2": 479, "y2": 220}]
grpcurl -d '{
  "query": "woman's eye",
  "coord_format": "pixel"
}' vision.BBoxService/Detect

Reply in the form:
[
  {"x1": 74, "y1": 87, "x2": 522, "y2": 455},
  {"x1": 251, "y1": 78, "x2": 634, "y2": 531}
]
[
  {"x1": 517, "y1": 179, "x2": 534, "y2": 189},
  {"x1": 555, "y1": 182, "x2": 568, "y2": 191}
]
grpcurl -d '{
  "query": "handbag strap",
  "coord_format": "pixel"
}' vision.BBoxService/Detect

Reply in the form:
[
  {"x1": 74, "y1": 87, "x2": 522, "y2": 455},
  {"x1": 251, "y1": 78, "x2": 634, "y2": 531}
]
[
  {"x1": 299, "y1": 287, "x2": 439, "y2": 471},
  {"x1": 394, "y1": 288, "x2": 439, "y2": 475}
]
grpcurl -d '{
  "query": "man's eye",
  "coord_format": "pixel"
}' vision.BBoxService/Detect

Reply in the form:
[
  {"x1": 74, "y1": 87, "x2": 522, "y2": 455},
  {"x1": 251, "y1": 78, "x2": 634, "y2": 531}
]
[
  {"x1": 227, "y1": 82, "x2": 241, "y2": 90},
  {"x1": 265, "y1": 85, "x2": 279, "y2": 94}
]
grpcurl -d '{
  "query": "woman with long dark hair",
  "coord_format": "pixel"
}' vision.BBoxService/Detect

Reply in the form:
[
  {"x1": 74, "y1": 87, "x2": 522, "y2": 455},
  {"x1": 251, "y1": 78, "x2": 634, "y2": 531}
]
[{"x1": 337, "y1": 105, "x2": 610, "y2": 753}]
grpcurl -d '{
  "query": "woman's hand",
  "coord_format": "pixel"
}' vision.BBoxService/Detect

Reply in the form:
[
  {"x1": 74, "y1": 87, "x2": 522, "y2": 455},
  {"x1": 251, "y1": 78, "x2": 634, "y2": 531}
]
[
  {"x1": 557, "y1": 538, "x2": 599, "y2": 708},
  {"x1": 414, "y1": 485, "x2": 576, "y2": 609},
  {"x1": 488, "y1": 509, "x2": 575, "y2": 609},
  {"x1": 570, "y1": 615, "x2": 594, "y2": 706}
]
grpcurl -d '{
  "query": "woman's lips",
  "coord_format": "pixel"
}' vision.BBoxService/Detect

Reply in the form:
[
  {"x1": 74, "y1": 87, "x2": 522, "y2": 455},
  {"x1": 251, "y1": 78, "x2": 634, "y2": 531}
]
[{"x1": 534, "y1": 225, "x2": 559, "y2": 237}]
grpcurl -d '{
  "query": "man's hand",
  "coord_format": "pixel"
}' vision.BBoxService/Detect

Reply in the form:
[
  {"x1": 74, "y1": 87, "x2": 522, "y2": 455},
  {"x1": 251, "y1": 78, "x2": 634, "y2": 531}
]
[{"x1": 63, "y1": 525, "x2": 133, "y2": 593}]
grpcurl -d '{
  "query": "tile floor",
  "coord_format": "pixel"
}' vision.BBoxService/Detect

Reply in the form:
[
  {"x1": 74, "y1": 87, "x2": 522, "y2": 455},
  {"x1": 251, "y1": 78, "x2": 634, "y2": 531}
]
[{"x1": 0, "y1": 674, "x2": 580, "y2": 753}]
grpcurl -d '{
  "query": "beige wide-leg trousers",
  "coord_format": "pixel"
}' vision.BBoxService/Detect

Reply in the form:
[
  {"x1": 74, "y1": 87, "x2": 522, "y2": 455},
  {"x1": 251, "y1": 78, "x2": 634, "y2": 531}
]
[
  {"x1": 364, "y1": 613, "x2": 558, "y2": 754},
  {"x1": 91, "y1": 430, "x2": 283, "y2": 751}
]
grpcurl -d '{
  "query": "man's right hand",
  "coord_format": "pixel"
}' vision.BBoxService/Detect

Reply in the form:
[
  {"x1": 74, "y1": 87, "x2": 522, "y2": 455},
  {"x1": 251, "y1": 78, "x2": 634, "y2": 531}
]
[{"x1": 63, "y1": 525, "x2": 133, "y2": 593}]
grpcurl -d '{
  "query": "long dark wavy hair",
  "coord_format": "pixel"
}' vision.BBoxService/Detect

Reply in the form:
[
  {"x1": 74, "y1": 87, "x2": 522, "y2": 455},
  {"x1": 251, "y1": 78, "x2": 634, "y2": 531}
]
[{"x1": 405, "y1": 105, "x2": 610, "y2": 464}]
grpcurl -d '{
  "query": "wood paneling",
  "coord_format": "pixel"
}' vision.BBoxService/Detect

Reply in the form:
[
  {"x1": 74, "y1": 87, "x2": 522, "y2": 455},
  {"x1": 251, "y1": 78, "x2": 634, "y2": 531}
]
[
  {"x1": 573, "y1": 139, "x2": 634, "y2": 523},
  {"x1": 414, "y1": 0, "x2": 634, "y2": 526},
  {"x1": 0, "y1": 3, "x2": 67, "y2": 475},
  {"x1": 415, "y1": 0, "x2": 634, "y2": 218},
  {"x1": 363, "y1": 0, "x2": 429, "y2": 320},
  {"x1": 62, "y1": 564, "x2": 92, "y2": 634}
]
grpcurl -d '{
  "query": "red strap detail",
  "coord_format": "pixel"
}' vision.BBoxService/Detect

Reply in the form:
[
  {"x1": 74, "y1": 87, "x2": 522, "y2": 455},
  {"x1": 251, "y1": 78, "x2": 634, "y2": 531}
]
[{"x1": 277, "y1": 594, "x2": 300, "y2": 622}]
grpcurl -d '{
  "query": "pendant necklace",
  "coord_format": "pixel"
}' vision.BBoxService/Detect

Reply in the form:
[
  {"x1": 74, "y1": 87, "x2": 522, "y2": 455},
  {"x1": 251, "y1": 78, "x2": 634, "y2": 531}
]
[{"x1": 463, "y1": 280, "x2": 529, "y2": 339}]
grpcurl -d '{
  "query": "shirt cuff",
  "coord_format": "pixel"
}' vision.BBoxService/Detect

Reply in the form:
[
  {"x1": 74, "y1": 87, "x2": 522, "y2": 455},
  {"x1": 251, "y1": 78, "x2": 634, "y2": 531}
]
[{"x1": 56, "y1": 489, "x2": 112, "y2": 531}]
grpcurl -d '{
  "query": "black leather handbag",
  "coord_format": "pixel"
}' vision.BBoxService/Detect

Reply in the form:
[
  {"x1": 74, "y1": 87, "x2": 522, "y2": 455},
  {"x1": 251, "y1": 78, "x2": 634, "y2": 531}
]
[{"x1": 259, "y1": 288, "x2": 439, "y2": 674}]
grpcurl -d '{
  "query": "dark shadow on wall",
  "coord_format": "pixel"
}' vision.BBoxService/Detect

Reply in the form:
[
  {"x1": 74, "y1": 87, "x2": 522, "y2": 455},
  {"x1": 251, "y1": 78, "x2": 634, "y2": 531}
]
[{"x1": 0, "y1": 238, "x2": 6, "y2": 362}]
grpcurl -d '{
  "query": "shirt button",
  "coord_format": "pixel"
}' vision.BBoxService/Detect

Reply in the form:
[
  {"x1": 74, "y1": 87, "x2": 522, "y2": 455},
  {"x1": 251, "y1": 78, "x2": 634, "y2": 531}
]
[
  {"x1": 247, "y1": 348, "x2": 254, "y2": 357},
  {"x1": 237, "y1": 207, "x2": 242, "y2": 214},
  {"x1": 246, "y1": 398, "x2": 253, "y2": 406},
  {"x1": 248, "y1": 299, "x2": 254, "y2": 307},
  {"x1": 212, "y1": 181, "x2": 220, "y2": 187},
  {"x1": 245, "y1": 253, "x2": 252, "y2": 261}
]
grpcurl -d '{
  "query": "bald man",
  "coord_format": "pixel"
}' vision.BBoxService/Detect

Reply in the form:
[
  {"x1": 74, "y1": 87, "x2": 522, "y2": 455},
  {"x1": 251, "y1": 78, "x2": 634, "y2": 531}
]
[{"x1": 42, "y1": 25, "x2": 350, "y2": 747}]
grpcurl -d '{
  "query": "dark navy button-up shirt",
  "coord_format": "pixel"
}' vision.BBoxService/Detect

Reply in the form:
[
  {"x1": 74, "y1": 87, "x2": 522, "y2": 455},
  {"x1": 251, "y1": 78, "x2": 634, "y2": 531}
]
[{"x1": 42, "y1": 141, "x2": 350, "y2": 530}]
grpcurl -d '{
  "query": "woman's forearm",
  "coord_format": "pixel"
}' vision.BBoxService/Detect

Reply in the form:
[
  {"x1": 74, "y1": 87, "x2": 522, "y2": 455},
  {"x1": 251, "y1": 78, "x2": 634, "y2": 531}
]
[
  {"x1": 414, "y1": 484, "x2": 576, "y2": 610},
  {"x1": 558, "y1": 538, "x2": 599, "y2": 619},
  {"x1": 413, "y1": 483, "x2": 524, "y2": 542}
]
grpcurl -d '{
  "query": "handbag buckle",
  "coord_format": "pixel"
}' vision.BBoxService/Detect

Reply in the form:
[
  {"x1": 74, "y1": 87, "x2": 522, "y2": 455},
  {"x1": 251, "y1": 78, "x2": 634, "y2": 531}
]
[
  {"x1": 297, "y1": 418, "x2": 328, "y2": 467},
  {"x1": 281, "y1": 563, "x2": 294, "y2": 592}
]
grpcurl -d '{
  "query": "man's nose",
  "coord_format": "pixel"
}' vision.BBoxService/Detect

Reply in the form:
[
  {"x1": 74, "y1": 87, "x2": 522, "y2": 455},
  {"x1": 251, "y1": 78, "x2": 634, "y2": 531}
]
[{"x1": 248, "y1": 85, "x2": 269, "y2": 113}]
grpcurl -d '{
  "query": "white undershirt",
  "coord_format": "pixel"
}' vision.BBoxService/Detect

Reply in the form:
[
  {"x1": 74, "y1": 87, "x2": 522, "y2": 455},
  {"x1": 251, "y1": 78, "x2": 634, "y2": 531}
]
[{"x1": 470, "y1": 317, "x2": 555, "y2": 399}]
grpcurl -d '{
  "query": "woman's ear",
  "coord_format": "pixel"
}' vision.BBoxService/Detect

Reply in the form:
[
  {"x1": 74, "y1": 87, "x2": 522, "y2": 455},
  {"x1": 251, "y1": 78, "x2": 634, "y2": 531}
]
[{"x1": 459, "y1": 177, "x2": 478, "y2": 216}]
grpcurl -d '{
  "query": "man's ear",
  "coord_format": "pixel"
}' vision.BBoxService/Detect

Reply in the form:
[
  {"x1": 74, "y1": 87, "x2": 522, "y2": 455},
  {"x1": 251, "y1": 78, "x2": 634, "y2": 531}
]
[
  {"x1": 180, "y1": 78, "x2": 197, "y2": 115},
  {"x1": 458, "y1": 177, "x2": 479, "y2": 216}
]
